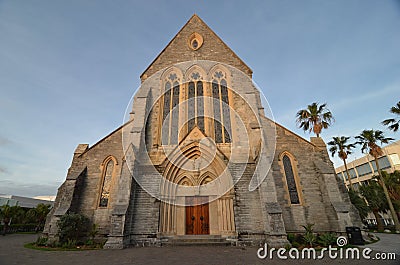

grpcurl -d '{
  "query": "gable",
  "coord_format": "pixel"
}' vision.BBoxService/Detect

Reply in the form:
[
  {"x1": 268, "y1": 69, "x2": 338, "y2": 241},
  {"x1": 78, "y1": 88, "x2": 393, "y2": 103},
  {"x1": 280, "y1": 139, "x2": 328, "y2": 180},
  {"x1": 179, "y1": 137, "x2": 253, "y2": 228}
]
[{"x1": 141, "y1": 14, "x2": 252, "y2": 81}]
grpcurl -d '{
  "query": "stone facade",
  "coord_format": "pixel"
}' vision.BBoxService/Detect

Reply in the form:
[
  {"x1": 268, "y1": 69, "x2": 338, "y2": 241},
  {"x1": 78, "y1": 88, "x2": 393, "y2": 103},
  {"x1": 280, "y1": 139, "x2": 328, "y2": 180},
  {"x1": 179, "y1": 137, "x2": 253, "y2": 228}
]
[{"x1": 43, "y1": 15, "x2": 361, "y2": 248}]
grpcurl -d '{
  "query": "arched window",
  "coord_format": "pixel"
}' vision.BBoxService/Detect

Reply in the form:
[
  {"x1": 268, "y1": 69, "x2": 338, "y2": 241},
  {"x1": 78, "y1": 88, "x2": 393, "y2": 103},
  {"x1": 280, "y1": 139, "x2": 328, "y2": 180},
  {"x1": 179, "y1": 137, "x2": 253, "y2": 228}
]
[
  {"x1": 282, "y1": 155, "x2": 300, "y2": 204},
  {"x1": 212, "y1": 77, "x2": 231, "y2": 143},
  {"x1": 99, "y1": 159, "x2": 114, "y2": 207},
  {"x1": 187, "y1": 79, "x2": 205, "y2": 134},
  {"x1": 161, "y1": 79, "x2": 180, "y2": 145}
]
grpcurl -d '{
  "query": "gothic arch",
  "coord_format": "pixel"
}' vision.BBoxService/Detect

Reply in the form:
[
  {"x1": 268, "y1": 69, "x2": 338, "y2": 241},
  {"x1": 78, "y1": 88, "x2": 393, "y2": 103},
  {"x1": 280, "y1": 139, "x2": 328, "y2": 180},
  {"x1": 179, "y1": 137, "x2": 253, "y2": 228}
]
[
  {"x1": 208, "y1": 64, "x2": 231, "y2": 84},
  {"x1": 159, "y1": 66, "x2": 183, "y2": 145},
  {"x1": 158, "y1": 142, "x2": 236, "y2": 236},
  {"x1": 184, "y1": 64, "x2": 207, "y2": 82},
  {"x1": 207, "y1": 64, "x2": 233, "y2": 143},
  {"x1": 161, "y1": 141, "x2": 228, "y2": 185},
  {"x1": 199, "y1": 172, "x2": 216, "y2": 185},
  {"x1": 278, "y1": 151, "x2": 303, "y2": 205},
  {"x1": 98, "y1": 155, "x2": 118, "y2": 208},
  {"x1": 177, "y1": 175, "x2": 194, "y2": 186},
  {"x1": 161, "y1": 66, "x2": 183, "y2": 88}
]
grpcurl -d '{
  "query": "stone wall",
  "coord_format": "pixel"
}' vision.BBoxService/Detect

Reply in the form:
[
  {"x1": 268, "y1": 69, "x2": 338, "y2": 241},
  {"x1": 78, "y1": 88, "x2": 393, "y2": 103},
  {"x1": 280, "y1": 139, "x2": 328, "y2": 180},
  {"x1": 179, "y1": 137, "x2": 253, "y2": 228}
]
[{"x1": 141, "y1": 15, "x2": 252, "y2": 82}]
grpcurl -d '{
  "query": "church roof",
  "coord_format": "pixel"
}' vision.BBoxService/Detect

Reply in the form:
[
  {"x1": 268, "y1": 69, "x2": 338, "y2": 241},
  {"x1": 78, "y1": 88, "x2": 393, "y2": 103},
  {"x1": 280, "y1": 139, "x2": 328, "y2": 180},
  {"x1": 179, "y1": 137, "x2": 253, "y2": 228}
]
[{"x1": 140, "y1": 14, "x2": 253, "y2": 81}]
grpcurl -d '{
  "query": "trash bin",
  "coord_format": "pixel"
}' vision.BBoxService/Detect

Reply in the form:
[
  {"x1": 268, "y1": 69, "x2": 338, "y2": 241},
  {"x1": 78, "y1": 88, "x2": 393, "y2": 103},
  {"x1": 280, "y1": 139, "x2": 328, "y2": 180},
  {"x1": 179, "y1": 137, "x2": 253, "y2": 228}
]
[{"x1": 345, "y1": 226, "x2": 364, "y2": 245}]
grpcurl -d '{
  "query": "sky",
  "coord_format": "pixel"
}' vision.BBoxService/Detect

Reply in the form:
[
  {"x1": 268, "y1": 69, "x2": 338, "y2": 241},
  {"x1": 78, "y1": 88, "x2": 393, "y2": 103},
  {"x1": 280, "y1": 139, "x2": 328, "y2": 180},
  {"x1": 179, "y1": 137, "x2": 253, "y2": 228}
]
[{"x1": 0, "y1": 1, "x2": 399, "y2": 197}]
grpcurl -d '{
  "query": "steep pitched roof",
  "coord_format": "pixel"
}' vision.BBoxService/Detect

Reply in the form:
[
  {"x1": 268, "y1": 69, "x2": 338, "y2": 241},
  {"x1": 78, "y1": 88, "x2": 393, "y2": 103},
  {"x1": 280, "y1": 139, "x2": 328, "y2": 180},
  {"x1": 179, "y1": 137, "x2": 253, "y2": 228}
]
[{"x1": 141, "y1": 14, "x2": 252, "y2": 81}]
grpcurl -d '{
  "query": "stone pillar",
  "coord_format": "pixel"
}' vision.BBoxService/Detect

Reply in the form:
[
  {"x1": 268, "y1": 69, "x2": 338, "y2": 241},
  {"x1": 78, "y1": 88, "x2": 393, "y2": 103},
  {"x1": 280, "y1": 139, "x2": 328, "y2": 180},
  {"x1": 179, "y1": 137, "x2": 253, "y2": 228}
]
[
  {"x1": 265, "y1": 202, "x2": 289, "y2": 248},
  {"x1": 103, "y1": 205, "x2": 129, "y2": 249}
]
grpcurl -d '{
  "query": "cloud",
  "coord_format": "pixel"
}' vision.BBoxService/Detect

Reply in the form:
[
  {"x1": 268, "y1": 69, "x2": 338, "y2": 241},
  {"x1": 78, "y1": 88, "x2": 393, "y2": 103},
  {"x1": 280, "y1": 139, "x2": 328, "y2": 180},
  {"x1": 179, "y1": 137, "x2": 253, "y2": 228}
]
[
  {"x1": 0, "y1": 136, "x2": 12, "y2": 146},
  {"x1": 0, "y1": 179, "x2": 60, "y2": 197},
  {"x1": 0, "y1": 166, "x2": 8, "y2": 174},
  {"x1": 330, "y1": 82, "x2": 400, "y2": 113}
]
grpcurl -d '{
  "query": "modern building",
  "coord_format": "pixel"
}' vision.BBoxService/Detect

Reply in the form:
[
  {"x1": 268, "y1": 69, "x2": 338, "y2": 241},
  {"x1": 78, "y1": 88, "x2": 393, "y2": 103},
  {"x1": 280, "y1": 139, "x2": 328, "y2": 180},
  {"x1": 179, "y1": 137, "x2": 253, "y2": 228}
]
[
  {"x1": 335, "y1": 140, "x2": 400, "y2": 190},
  {"x1": 44, "y1": 15, "x2": 360, "y2": 248},
  {"x1": 0, "y1": 194, "x2": 54, "y2": 209},
  {"x1": 335, "y1": 140, "x2": 400, "y2": 226}
]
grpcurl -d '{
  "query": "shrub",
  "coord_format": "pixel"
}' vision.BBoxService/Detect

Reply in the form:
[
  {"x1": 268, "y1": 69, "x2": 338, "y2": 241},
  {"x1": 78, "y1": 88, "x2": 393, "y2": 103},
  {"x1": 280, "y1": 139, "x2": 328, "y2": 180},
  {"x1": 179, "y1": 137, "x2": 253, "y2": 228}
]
[
  {"x1": 36, "y1": 236, "x2": 48, "y2": 246},
  {"x1": 62, "y1": 239, "x2": 77, "y2": 249},
  {"x1": 318, "y1": 233, "x2": 337, "y2": 247},
  {"x1": 57, "y1": 213, "x2": 90, "y2": 244},
  {"x1": 287, "y1": 233, "x2": 295, "y2": 244},
  {"x1": 301, "y1": 223, "x2": 317, "y2": 247}
]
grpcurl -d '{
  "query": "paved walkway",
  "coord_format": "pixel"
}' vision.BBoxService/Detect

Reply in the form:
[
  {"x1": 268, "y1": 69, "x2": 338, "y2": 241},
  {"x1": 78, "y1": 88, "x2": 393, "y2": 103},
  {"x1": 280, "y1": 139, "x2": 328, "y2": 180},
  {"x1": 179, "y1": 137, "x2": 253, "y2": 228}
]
[
  {"x1": 361, "y1": 233, "x2": 400, "y2": 256},
  {"x1": 0, "y1": 233, "x2": 398, "y2": 265}
]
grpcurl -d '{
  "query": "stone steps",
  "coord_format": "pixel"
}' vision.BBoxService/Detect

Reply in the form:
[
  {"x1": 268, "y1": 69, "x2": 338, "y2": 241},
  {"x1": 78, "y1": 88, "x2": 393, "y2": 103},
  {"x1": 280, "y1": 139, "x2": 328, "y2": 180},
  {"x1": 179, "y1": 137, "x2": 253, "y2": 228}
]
[{"x1": 161, "y1": 235, "x2": 232, "y2": 246}]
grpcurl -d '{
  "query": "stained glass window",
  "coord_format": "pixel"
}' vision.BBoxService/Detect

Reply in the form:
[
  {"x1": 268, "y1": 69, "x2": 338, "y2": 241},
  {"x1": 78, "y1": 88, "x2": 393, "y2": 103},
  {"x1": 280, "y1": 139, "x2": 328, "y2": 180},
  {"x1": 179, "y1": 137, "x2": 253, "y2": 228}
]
[
  {"x1": 212, "y1": 81, "x2": 223, "y2": 143},
  {"x1": 161, "y1": 77, "x2": 180, "y2": 145},
  {"x1": 186, "y1": 80, "x2": 205, "y2": 134},
  {"x1": 220, "y1": 80, "x2": 231, "y2": 143},
  {"x1": 212, "y1": 78, "x2": 231, "y2": 143},
  {"x1": 197, "y1": 81, "x2": 204, "y2": 133},
  {"x1": 170, "y1": 82, "x2": 180, "y2": 144},
  {"x1": 188, "y1": 81, "x2": 195, "y2": 132},
  {"x1": 283, "y1": 155, "x2": 300, "y2": 204},
  {"x1": 162, "y1": 82, "x2": 172, "y2": 145},
  {"x1": 99, "y1": 159, "x2": 114, "y2": 207}
]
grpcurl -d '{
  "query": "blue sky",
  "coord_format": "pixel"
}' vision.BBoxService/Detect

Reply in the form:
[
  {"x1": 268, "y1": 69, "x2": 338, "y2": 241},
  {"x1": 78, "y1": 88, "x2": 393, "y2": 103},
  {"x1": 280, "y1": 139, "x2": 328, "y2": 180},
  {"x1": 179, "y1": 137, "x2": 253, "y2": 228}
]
[{"x1": 0, "y1": 1, "x2": 399, "y2": 197}]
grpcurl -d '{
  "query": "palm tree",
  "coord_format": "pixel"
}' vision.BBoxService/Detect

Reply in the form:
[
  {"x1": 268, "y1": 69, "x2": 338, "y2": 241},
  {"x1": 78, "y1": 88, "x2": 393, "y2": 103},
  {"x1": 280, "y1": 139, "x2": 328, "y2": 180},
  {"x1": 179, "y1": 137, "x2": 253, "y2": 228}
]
[
  {"x1": 355, "y1": 129, "x2": 400, "y2": 231},
  {"x1": 296, "y1": 102, "x2": 334, "y2": 137},
  {"x1": 27, "y1": 204, "x2": 51, "y2": 232},
  {"x1": 348, "y1": 189, "x2": 369, "y2": 221},
  {"x1": 382, "y1": 101, "x2": 400, "y2": 132},
  {"x1": 328, "y1": 136, "x2": 356, "y2": 190},
  {"x1": 359, "y1": 181, "x2": 388, "y2": 231},
  {"x1": 381, "y1": 171, "x2": 400, "y2": 220},
  {"x1": 0, "y1": 205, "x2": 20, "y2": 235}
]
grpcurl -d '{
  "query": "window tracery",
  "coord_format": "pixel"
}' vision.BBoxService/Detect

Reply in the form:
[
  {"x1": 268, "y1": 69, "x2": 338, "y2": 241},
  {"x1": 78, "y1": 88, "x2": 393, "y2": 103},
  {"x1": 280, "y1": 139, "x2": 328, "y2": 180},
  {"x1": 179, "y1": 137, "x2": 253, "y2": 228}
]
[
  {"x1": 212, "y1": 71, "x2": 231, "y2": 143},
  {"x1": 99, "y1": 159, "x2": 114, "y2": 207},
  {"x1": 162, "y1": 75, "x2": 180, "y2": 145},
  {"x1": 282, "y1": 154, "x2": 300, "y2": 204}
]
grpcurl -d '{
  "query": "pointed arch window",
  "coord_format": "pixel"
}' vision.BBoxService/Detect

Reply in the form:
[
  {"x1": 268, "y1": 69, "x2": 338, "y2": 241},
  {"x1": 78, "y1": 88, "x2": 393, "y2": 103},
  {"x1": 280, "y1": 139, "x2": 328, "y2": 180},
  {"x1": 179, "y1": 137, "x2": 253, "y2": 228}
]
[
  {"x1": 99, "y1": 159, "x2": 114, "y2": 207},
  {"x1": 282, "y1": 155, "x2": 300, "y2": 204},
  {"x1": 187, "y1": 79, "x2": 205, "y2": 134},
  {"x1": 212, "y1": 78, "x2": 231, "y2": 143},
  {"x1": 162, "y1": 79, "x2": 180, "y2": 145}
]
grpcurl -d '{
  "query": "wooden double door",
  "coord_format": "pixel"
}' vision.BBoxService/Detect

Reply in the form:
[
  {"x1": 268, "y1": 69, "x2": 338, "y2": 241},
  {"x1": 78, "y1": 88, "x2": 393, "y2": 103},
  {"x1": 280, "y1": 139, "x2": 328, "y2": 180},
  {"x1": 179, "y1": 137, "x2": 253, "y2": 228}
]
[{"x1": 185, "y1": 197, "x2": 209, "y2": 235}]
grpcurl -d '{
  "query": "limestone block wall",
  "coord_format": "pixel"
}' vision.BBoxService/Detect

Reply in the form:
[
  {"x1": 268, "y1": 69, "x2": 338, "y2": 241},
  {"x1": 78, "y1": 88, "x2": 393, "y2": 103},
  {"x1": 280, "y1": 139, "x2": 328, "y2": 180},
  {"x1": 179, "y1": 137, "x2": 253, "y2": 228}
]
[
  {"x1": 231, "y1": 163, "x2": 265, "y2": 242},
  {"x1": 44, "y1": 126, "x2": 126, "y2": 240},
  {"x1": 125, "y1": 165, "x2": 160, "y2": 245},
  {"x1": 141, "y1": 15, "x2": 252, "y2": 82},
  {"x1": 271, "y1": 124, "x2": 360, "y2": 233}
]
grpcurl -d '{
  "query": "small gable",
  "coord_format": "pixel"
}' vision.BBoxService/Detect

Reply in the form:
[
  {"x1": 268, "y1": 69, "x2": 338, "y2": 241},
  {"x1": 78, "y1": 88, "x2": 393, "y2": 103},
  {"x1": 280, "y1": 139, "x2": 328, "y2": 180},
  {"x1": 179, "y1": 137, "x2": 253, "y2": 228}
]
[{"x1": 141, "y1": 14, "x2": 252, "y2": 81}]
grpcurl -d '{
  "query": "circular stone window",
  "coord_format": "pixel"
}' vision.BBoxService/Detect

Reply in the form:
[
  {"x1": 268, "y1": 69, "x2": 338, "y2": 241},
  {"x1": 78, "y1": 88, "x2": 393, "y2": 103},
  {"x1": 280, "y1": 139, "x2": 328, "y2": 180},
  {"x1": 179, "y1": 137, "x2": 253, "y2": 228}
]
[{"x1": 188, "y1": 32, "x2": 203, "y2": 51}]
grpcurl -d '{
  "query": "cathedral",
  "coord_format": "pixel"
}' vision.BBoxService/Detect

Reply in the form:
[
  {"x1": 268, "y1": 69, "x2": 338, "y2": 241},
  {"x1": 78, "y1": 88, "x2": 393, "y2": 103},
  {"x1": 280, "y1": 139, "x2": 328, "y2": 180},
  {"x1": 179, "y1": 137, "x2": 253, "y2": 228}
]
[{"x1": 43, "y1": 15, "x2": 360, "y2": 248}]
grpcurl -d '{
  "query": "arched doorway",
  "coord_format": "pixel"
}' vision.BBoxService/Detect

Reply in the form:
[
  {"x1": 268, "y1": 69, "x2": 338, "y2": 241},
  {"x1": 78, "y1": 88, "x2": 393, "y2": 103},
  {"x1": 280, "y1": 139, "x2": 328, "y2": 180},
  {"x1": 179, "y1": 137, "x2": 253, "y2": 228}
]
[{"x1": 158, "y1": 139, "x2": 236, "y2": 237}]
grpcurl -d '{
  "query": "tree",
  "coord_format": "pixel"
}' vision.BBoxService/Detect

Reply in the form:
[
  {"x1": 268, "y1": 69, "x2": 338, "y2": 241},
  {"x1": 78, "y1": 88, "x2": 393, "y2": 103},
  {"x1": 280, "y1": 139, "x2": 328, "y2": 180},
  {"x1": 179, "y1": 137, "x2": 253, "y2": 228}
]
[
  {"x1": 57, "y1": 213, "x2": 91, "y2": 244},
  {"x1": 27, "y1": 204, "x2": 51, "y2": 232},
  {"x1": 382, "y1": 101, "x2": 400, "y2": 132},
  {"x1": 296, "y1": 102, "x2": 334, "y2": 137},
  {"x1": 0, "y1": 205, "x2": 21, "y2": 235},
  {"x1": 381, "y1": 170, "x2": 400, "y2": 220},
  {"x1": 348, "y1": 189, "x2": 369, "y2": 221},
  {"x1": 355, "y1": 129, "x2": 400, "y2": 231},
  {"x1": 328, "y1": 136, "x2": 356, "y2": 190},
  {"x1": 360, "y1": 181, "x2": 388, "y2": 231}
]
